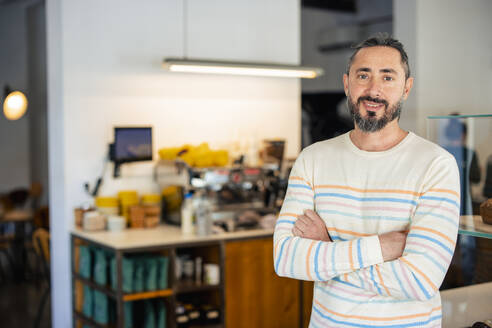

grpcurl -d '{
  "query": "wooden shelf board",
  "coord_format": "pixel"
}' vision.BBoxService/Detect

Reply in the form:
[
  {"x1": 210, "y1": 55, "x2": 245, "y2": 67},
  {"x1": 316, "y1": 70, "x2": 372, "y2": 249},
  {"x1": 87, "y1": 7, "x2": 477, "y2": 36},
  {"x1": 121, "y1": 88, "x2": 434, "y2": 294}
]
[
  {"x1": 175, "y1": 282, "x2": 221, "y2": 294},
  {"x1": 123, "y1": 289, "x2": 173, "y2": 301}
]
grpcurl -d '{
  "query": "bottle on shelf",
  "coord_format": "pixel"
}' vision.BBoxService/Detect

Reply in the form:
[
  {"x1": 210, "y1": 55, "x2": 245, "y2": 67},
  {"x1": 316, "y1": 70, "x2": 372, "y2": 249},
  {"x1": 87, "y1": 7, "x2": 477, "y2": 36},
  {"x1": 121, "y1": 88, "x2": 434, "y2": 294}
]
[
  {"x1": 195, "y1": 191, "x2": 212, "y2": 236},
  {"x1": 181, "y1": 192, "x2": 194, "y2": 235}
]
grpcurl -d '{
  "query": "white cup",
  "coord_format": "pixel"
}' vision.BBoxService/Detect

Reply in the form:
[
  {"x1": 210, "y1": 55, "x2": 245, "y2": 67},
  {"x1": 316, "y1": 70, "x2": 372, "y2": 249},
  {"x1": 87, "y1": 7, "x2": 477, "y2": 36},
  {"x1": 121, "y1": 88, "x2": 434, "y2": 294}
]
[{"x1": 203, "y1": 263, "x2": 220, "y2": 285}]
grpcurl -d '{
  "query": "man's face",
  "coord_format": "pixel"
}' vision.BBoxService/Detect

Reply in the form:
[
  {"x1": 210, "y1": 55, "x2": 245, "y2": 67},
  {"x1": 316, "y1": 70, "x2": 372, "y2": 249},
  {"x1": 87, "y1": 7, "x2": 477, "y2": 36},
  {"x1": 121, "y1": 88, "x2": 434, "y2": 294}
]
[{"x1": 343, "y1": 46, "x2": 413, "y2": 132}]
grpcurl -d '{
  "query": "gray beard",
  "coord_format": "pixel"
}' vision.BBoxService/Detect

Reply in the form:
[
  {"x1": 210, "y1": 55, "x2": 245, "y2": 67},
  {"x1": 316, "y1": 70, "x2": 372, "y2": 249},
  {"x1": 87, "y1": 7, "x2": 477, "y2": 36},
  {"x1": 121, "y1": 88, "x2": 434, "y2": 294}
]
[{"x1": 347, "y1": 96, "x2": 402, "y2": 133}]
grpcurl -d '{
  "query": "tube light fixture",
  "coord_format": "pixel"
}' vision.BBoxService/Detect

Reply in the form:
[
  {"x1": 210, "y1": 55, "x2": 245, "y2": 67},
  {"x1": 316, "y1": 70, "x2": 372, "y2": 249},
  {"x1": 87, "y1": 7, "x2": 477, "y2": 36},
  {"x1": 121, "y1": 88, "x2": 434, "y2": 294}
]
[{"x1": 162, "y1": 58, "x2": 324, "y2": 79}]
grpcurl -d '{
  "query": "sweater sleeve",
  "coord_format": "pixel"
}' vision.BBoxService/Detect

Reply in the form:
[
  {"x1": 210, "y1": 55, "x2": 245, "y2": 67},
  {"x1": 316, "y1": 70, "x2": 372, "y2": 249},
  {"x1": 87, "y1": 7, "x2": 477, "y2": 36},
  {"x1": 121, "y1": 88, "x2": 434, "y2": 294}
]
[
  {"x1": 273, "y1": 150, "x2": 384, "y2": 281},
  {"x1": 340, "y1": 156, "x2": 460, "y2": 300}
]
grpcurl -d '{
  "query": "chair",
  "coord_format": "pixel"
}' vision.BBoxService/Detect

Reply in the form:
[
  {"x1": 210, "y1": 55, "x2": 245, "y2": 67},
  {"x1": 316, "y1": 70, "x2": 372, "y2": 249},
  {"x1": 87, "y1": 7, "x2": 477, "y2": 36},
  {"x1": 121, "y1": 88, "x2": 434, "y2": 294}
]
[
  {"x1": 32, "y1": 228, "x2": 50, "y2": 328},
  {"x1": 0, "y1": 233, "x2": 15, "y2": 282}
]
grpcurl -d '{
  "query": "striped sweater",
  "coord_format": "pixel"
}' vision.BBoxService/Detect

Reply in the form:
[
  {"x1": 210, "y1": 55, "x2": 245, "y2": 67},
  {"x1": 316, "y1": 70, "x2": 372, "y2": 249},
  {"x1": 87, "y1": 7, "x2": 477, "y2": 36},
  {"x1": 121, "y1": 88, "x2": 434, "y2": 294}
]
[{"x1": 274, "y1": 131, "x2": 460, "y2": 328}]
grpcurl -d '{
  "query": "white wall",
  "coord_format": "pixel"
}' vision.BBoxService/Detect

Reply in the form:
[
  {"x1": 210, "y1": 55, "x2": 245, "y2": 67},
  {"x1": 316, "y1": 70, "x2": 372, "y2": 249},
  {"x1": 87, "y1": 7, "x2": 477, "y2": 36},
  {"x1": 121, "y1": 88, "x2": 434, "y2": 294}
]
[
  {"x1": 394, "y1": 0, "x2": 492, "y2": 137},
  {"x1": 46, "y1": 0, "x2": 301, "y2": 327},
  {"x1": 0, "y1": 4, "x2": 30, "y2": 194},
  {"x1": 393, "y1": 0, "x2": 418, "y2": 133}
]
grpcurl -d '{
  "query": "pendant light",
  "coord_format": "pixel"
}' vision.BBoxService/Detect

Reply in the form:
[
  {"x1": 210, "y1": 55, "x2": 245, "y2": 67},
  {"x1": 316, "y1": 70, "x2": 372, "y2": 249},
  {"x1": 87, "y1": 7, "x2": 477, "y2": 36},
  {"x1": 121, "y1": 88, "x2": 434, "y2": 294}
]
[
  {"x1": 3, "y1": 86, "x2": 28, "y2": 121},
  {"x1": 162, "y1": 1, "x2": 323, "y2": 79}
]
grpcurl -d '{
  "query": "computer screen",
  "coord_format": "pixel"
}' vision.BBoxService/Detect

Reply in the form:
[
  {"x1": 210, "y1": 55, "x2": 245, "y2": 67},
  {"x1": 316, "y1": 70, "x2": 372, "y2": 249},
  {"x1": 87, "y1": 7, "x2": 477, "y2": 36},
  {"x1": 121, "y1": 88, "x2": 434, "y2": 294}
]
[{"x1": 114, "y1": 127, "x2": 152, "y2": 163}]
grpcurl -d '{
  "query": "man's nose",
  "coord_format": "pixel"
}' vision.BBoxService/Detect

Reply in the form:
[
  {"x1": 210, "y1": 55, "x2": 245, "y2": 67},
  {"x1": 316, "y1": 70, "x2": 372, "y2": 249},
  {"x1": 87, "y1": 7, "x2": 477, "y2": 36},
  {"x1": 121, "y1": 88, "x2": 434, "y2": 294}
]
[{"x1": 366, "y1": 79, "x2": 383, "y2": 98}]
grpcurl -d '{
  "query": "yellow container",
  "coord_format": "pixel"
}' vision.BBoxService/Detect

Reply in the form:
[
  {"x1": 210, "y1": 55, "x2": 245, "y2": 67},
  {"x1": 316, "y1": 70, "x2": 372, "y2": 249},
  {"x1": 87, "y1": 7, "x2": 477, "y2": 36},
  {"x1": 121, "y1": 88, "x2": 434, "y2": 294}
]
[
  {"x1": 118, "y1": 190, "x2": 138, "y2": 201},
  {"x1": 141, "y1": 193, "x2": 161, "y2": 205},
  {"x1": 95, "y1": 196, "x2": 119, "y2": 208},
  {"x1": 118, "y1": 190, "x2": 139, "y2": 223}
]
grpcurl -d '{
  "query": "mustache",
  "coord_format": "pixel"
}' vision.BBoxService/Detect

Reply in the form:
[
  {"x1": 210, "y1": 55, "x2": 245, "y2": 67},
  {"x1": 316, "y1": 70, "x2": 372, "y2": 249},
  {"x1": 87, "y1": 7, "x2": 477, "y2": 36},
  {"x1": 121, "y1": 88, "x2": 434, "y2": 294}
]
[{"x1": 357, "y1": 96, "x2": 388, "y2": 107}]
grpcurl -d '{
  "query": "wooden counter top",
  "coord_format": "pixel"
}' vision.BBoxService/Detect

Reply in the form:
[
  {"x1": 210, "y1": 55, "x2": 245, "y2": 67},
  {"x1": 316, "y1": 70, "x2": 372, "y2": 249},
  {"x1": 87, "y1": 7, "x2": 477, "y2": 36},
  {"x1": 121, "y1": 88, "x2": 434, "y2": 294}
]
[{"x1": 71, "y1": 224, "x2": 274, "y2": 250}]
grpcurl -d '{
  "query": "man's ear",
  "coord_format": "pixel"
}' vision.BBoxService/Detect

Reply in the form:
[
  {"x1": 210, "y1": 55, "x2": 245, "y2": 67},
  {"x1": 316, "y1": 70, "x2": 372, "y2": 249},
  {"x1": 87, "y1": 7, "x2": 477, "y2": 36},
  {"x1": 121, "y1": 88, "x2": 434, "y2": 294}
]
[
  {"x1": 343, "y1": 74, "x2": 349, "y2": 96},
  {"x1": 402, "y1": 77, "x2": 414, "y2": 100}
]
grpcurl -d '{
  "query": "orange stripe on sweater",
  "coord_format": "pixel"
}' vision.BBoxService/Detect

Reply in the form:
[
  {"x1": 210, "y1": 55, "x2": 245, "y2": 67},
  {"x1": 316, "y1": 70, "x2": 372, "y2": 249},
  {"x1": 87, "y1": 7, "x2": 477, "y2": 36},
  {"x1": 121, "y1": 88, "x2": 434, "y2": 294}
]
[
  {"x1": 279, "y1": 213, "x2": 299, "y2": 218},
  {"x1": 375, "y1": 264, "x2": 391, "y2": 296},
  {"x1": 313, "y1": 185, "x2": 421, "y2": 197},
  {"x1": 412, "y1": 226, "x2": 456, "y2": 246},
  {"x1": 327, "y1": 227, "x2": 371, "y2": 237},
  {"x1": 348, "y1": 240, "x2": 355, "y2": 271},
  {"x1": 289, "y1": 176, "x2": 312, "y2": 188},
  {"x1": 428, "y1": 188, "x2": 459, "y2": 198},
  {"x1": 312, "y1": 184, "x2": 459, "y2": 199},
  {"x1": 305, "y1": 241, "x2": 316, "y2": 281},
  {"x1": 400, "y1": 257, "x2": 437, "y2": 291},
  {"x1": 314, "y1": 300, "x2": 441, "y2": 321}
]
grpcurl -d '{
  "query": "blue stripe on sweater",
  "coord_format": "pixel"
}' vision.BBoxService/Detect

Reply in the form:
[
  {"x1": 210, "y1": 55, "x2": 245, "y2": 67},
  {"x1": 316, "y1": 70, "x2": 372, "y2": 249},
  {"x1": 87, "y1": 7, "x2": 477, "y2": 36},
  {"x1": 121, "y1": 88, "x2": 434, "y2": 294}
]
[
  {"x1": 288, "y1": 183, "x2": 312, "y2": 190},
  {"x1": 318, "y1": 209, "x2": 410, "y2": 222},
  {"x1": 405, "y1": 249, "x2": 447, "y2": 273},
  {"x1": 420, "y1": 196, "x2": 459, "y2": 209},
  {"x1": 312, "y1": 306, "x2": 441, "y2": 328},
  {"x1": 290, "y1": 238, "x2": 301, "y2": 276},
  {"x1": 314, "y1": 241, "x2": 323, "y2": 280},
  {"x1": 413, "y1": 211, "x2": 458, "y2": 227},
  {"x1": 357, "y1": 239, "x2": 363, "y2": 268},
  {"x1": 370, "y1": 266, "x2": 383, "y2": 295},
  {"x1": 275, "y1": 237, "x2": 290, "y2": 273},
  {"x1": 407, "y1": 233, "x2": 454, "y2": 256},
  {"x1": 411, "y1": 272, "x2": 431, "y2": 300},
  {"x1": 390, "y1": 261, "x2": 411, "y2": 299},
  {"x1": 314, "y1": 192, "x2": 418, "y2": 206}
]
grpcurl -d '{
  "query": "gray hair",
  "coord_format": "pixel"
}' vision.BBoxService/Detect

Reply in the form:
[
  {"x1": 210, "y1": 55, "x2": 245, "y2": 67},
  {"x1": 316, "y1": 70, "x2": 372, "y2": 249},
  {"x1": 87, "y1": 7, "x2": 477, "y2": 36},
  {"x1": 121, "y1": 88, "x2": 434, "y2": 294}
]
[{"x1": 346, "y1": 33, "x2": 411, "y2": 80}]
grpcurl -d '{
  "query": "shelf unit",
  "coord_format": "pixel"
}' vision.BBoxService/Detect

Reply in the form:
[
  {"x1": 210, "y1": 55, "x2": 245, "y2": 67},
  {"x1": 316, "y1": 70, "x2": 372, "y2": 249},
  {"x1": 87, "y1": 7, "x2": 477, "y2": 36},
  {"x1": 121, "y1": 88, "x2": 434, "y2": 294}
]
[
  {"x1": 459, "y1": 215, "x2": 492, "y2": 240},
  {"x1": 71, "y1": 234, "x2": 225, "y2": 328}
]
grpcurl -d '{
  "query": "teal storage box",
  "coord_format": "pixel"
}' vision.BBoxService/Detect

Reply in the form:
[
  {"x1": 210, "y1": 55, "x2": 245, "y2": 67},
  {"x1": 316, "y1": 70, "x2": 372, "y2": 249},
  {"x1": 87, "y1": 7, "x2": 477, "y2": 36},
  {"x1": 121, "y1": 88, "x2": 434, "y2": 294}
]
[
  {"x1": 93, "y1": 249, "x2": 107, "y2": 285},
  {"x1": 156, "y1": 300, "x2": 167, "y2": 328},
  {"x1": 79, "y1": 246, "x2": 92, "y2": 279},
  {"x1": 134, "y1": 259, "x2": 145, "y2": 293},
  {"x1": 143, "y1": 300, "x2": 156, "y2": 328},
  {"x1": 145, "y1": 257, "x2": 158, "y2": 291},
  {"x1": 157, "y1": 257, "x2": 169, "y2": 290},
  {"x1": 93, "y1": 290, "x2": 109, "y2": 324},
  {"x1": 124, "y1": 302, "x2": 133, "y2": 328},
  {"x1": 111, "y1": 257, "x2": 135, "y2": 293},
  {"x1": 82, "y1": 286, "x2": 93, "y2": 318}
]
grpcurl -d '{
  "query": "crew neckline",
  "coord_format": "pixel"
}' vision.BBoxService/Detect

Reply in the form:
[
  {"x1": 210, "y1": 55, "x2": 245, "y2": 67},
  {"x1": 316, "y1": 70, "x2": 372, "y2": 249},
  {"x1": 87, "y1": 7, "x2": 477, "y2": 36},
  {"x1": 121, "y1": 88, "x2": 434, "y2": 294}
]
[{"x1": 344, "y1": 130, "x2": 414, "y2": 157}]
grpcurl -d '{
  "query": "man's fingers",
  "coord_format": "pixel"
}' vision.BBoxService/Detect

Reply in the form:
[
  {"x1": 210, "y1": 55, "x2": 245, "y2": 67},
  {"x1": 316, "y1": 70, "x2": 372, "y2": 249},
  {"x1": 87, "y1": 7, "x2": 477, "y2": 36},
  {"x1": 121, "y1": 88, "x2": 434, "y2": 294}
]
[
  {"x1": 292, "y1": 226, "x2": 303, "y2": 237},
  {"x1": 304, "y1": 209, "x2": 322, "y2": 222},
  {"x1": 297, "y1": 215, "x2": 311, "y2": 227}
]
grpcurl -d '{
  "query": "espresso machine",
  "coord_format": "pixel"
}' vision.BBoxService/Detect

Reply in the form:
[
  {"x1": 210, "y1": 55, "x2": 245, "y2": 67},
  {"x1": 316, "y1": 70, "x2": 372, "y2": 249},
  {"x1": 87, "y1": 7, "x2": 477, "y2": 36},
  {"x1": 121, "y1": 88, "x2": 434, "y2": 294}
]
[{"x1": 154, "y1": 159, "x2": 289, "y2": 230}]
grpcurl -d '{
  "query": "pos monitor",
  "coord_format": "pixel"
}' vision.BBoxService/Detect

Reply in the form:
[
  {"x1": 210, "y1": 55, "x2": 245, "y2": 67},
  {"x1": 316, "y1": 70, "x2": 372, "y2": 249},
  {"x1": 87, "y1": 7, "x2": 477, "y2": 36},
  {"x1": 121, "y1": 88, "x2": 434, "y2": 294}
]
[{"x1": 112, "y1": 127, "x2": 152, "y2": 177}]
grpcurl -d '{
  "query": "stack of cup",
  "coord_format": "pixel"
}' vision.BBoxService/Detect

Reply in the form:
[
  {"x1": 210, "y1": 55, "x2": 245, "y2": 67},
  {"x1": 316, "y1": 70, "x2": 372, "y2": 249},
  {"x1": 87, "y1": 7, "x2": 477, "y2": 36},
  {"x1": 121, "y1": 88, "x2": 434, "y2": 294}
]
[
  {"x1": 118, "y1": 190, "x2": 139, "y2": 224},
  {"x1": 142, "y1": 193, "x2": 161, "y2": 228},
  {"x1": 95, "y1": 196, "x2": 119, "y2": 216}
]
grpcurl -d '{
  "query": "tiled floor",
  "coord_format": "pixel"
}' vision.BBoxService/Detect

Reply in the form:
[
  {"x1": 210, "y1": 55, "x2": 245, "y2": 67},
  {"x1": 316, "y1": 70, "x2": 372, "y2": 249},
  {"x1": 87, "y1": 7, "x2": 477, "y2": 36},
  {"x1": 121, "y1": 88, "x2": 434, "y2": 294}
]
[{"x1": 0, "y1": 280, "x2": 51, "y2": 328}]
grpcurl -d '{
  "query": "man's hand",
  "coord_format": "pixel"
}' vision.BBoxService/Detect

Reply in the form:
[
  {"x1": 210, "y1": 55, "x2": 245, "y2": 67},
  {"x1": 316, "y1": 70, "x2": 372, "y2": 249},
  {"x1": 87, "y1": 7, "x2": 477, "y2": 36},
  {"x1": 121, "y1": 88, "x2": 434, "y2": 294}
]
[
  {"x1": 292, "y1": 209, "x2": 332, "y2": 242},
  {"x1": 378, "y1": 231, "x2": 408, "y2": 262}
]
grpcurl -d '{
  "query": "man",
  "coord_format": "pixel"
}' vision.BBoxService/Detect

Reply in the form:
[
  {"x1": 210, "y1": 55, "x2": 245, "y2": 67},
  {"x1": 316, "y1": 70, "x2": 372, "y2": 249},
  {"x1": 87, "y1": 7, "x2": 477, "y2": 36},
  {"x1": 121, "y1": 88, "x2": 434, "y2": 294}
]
[{"x1": 274, "y1": 34, "x2": 460, "y2": 328}]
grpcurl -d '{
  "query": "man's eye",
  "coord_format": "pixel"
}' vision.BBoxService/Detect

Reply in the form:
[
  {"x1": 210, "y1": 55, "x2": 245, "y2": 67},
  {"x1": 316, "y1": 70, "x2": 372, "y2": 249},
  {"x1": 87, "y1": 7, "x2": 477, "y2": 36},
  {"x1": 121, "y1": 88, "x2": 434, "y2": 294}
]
[
  {"x1": 384, "y1": 76, "x2": 393, "y2": 81},
  {"x1": 358, "y1": 74, "x2": 368, "y2": 80}
]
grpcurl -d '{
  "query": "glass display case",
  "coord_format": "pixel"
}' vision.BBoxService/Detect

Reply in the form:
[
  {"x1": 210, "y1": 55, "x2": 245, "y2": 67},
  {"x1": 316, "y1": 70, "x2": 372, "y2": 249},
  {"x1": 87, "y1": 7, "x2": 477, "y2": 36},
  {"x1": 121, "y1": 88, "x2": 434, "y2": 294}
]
[{"x1": 427, "y1": 114, "x2": 492, "y2": 327}]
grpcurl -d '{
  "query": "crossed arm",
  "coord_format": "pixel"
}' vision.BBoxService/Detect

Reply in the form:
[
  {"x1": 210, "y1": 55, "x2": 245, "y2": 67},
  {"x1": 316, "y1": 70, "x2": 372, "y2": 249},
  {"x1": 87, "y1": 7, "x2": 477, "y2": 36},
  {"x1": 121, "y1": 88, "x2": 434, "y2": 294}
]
[
  {"x1": 293, "y1": 209, "x2": 408, "y2": 263},
  {"x1": 274, "y1": 154, "x2": 460, "y2": 301}
]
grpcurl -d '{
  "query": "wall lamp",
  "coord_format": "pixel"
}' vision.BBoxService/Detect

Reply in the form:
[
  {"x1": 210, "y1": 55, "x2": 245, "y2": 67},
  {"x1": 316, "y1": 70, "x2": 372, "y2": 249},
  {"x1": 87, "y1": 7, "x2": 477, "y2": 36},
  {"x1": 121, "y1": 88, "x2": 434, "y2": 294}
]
[
  {"x1": 3, "y1": 85, "x2": 28, "y2": 120},
  {"x1": 162, "y1": 58, "x2": 324, "y2": 79}
]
